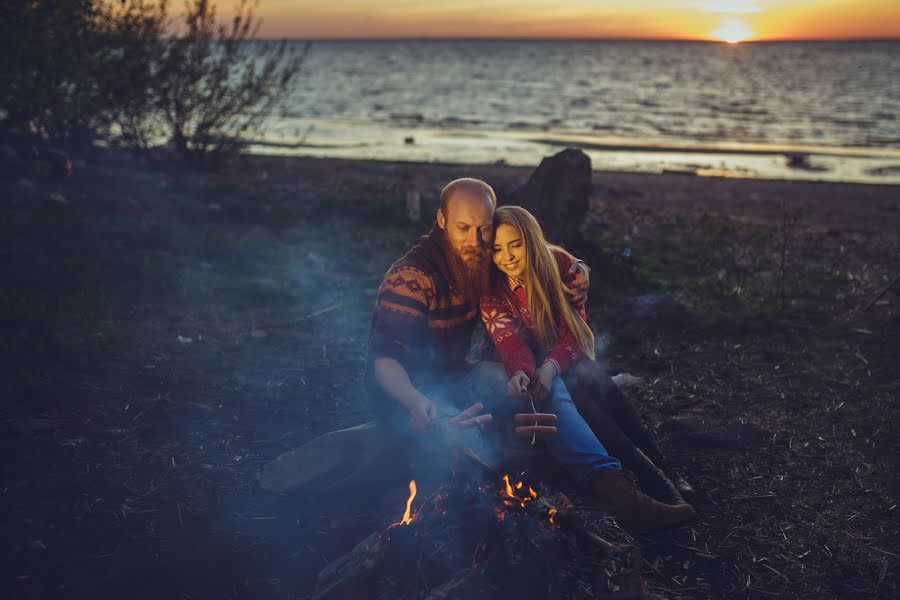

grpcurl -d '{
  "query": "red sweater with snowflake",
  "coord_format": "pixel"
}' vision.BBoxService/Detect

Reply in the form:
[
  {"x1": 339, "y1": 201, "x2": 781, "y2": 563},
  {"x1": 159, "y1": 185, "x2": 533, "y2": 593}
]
[{"x1": 480, "y1": 249, "x2": 589, "y2": 379}]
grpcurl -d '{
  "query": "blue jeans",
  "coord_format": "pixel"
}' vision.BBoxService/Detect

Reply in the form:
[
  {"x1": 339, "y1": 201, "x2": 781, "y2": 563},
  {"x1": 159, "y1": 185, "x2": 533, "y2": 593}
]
[{"x1": 384, "y1": 362, "x2": 621, "y2": 486}]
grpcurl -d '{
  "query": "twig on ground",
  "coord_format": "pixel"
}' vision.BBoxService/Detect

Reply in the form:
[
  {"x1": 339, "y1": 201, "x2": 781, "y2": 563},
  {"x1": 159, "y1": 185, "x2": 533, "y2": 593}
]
[
  {"x1": 303, "y1": 303, "x2": 342, "y2": 320},
  {"x1": 862, "y1": 272, "x2": 900, "y2": 312},
  {"x1": 730, "y1": 494, "x2": 777, "y2": 501}
]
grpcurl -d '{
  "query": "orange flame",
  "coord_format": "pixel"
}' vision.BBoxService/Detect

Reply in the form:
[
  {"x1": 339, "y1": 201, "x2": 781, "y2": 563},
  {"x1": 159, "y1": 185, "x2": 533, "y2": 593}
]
[
  {"x1": 503, "y1": 475, "x2": 515, "y2": 497},
  {"x1": 392, "y1": 479, "x2": 417, "y2": 527},
  {"x1": 500, "y1": 474, "x2": 536, "y2": 508},
  {"x1": 548, "y1": 507, "x2": 557, "y2": 524}
]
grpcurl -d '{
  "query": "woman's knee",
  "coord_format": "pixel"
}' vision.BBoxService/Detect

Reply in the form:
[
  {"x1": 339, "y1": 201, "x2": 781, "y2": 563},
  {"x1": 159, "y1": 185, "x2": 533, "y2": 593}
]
[
  {"x1": 546, "y1": 377, "x2": 579, "y2": 416},
  {"x1": 550, "y1": 376, "x2": 574, "y2": 399}
]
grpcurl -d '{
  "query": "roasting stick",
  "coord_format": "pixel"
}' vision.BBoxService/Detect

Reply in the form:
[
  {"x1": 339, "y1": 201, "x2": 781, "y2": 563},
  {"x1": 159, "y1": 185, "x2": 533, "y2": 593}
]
[{"x1": 524, "y1": 388, "x2": 538, "y2": 445}]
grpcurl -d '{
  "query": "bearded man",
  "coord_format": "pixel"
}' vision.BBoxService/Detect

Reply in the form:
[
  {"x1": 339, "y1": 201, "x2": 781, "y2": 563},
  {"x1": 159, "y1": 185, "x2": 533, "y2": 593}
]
[
  {"x1": 366, "y1": 177, "x2": 695, "y2": 530},
  {"x1": 367, "y1": 178, "x2": 502, "y2": 433}
]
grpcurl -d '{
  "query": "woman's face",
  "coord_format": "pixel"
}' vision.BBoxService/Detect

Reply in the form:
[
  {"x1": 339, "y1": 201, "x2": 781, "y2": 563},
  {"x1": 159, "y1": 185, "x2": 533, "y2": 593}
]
[{"x1": 492, "y1": 223, "x2": 527, "y2": 278}]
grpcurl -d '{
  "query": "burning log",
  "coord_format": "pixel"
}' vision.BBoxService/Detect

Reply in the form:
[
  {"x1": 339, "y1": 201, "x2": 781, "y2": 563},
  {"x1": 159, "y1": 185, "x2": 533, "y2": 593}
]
[
  {"x1": 314, "y1": 481, "x2": 419, "y2": 599},
  {"x1": 314, "y1": 449, "x2": 650, "y2": 599},
  {"x1": 462, "y1": 449, "x2": 623, "y2": 555},
  {"x1": 314, "y1": 530, "x2": 389, "y2": 600},
  {"x1": 424, "y1": 563, "x2": 494, "y2": 600}
]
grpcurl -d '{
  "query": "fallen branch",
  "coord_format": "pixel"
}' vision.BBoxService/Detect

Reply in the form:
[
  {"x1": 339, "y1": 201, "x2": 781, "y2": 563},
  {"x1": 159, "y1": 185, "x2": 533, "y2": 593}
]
[
  {"x1": 862, "y1": 272, "x2": 900, "y2": 312},
  {"x1": 303, "y1": 302, "x2": 342, "y2": 320},
  {"x1": 313, "y1": 530, "x2": 388, "y2": 599},
  {"x1": 730, "y1": 494, "x2": 777, "y2": 501},
  {"x1": 425, "y1": 564, "x2": 489, "y2": 600}
]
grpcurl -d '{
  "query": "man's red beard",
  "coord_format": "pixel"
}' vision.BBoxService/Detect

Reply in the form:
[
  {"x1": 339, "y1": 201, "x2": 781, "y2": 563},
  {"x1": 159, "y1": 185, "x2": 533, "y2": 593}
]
[{"x1": 445, "y1": 238, "x2": 491, "y2": 307}]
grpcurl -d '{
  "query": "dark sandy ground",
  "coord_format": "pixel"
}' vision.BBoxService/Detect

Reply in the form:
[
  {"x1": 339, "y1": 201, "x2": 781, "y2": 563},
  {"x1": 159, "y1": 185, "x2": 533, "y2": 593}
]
[{"x1": 1, "y1": 154, "x2": 897, "y2": 599}]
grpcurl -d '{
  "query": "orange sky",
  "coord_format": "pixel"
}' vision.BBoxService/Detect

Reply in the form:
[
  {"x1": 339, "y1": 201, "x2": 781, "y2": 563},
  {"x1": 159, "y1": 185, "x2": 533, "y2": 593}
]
[{"x1": 230, "y1": 0, "x2": 900, "y2": 41}]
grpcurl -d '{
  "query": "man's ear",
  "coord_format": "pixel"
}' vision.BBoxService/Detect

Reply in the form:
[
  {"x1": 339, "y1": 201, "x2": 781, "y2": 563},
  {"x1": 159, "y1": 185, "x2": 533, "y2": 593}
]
[{"x1": 437, "y1": 208, "x2": 446, "y2": 230}]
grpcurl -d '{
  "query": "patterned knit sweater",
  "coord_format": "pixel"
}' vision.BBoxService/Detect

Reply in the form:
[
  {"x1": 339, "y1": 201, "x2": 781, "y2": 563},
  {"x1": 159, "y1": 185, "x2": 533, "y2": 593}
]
[
  {"x1": 479, "y1": 249, "x2": 588, "y2": 380},
  {"x1": 367, "y1": 224, "x2": 480, "y2": 417}
]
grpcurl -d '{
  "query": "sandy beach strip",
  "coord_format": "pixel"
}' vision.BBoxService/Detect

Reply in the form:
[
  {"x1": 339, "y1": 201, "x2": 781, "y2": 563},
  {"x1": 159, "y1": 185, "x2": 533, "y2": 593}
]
[{"x1": 239, "y1": 154, "x2": 900, "y2": 235}]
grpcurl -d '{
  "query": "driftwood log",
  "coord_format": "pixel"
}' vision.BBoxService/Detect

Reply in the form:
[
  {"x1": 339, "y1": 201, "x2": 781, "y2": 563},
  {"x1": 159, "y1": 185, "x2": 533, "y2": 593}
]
[{"x1": 256, "y1": 422, "x2": 409, "y2": 496}]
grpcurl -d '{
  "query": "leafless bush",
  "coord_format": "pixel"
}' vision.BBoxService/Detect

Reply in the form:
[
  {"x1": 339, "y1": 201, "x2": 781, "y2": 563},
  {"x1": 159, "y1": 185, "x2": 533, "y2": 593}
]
[{"x1": 148, "y1": 0, "x2": 306, "y2": 164}]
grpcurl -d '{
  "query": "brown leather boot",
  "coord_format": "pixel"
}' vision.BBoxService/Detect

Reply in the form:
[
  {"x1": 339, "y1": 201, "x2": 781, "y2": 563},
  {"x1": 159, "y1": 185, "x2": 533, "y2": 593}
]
[
  {"x1": 590, "y1": 468, "x2": 698, "y2": 531},
  {"x1": 627, "y1": 448, "x2": 689, "y2": 506}
]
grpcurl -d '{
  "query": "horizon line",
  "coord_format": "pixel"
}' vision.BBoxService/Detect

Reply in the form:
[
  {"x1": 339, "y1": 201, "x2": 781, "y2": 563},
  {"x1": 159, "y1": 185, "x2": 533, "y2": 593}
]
[{"x1": 254, "y1": 36, "x2": 900, "y2": 43}]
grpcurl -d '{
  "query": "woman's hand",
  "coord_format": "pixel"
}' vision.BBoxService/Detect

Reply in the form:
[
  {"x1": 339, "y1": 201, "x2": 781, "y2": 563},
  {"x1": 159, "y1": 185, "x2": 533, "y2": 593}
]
[
  {"x1": 507, "y1": 371, "x2": 531, "y2": 397},
  {"x1": 532, "y1": 362, "x2": 557, "y2": 403}
]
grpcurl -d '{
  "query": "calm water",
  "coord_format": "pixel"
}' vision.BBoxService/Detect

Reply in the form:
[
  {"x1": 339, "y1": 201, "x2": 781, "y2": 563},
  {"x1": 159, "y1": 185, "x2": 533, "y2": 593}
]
[{"x1": 258, "y1": 41, "x2": 900, "y2": 183}]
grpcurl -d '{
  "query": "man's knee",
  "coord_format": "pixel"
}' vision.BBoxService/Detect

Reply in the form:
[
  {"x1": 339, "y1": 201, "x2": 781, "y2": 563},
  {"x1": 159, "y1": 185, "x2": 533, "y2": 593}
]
[
  {"x1": 564, "y1": 359, "x2": 619, "y2": 394},
  {"x1": 566, "y1": 358, "x2": 609, "y2": 386},
  {"x1": 564, "y1": 359, "x2": 622, "y2": 410}
]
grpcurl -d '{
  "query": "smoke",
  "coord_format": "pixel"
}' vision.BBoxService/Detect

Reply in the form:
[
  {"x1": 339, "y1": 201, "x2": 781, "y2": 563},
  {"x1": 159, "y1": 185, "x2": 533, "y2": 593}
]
[{"x1": 157, "y1": 215, "x2": 397, "y2": 597}]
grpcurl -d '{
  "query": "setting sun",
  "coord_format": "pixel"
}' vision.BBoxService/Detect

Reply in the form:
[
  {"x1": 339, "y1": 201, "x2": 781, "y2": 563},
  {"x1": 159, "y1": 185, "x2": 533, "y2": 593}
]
[
  {"x1": 223, "y1": 0, "x2": 900, "y2": 40},
  {"x1": 712, "y1": 18, "x2": 754, "y2": 43}
]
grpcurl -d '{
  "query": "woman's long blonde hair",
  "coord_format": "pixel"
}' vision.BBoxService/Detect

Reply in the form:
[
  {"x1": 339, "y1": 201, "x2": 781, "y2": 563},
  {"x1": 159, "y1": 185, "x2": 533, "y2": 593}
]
[{"x1": 493, "y1": 206, "x2": 595, "y2": 360}]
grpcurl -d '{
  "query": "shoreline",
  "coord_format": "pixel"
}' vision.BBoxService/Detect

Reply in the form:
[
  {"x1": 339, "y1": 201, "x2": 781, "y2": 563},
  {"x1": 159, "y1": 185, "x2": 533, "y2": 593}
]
[
  {"x1": 239, "y1": 153, "x2": 900, "y2": 235},
  {"x1": 252, "y1": 132, "x2": 900, "y2": 159},
  {"x1": 248, "y1": 124, "x2": 900, "y2": 186}
]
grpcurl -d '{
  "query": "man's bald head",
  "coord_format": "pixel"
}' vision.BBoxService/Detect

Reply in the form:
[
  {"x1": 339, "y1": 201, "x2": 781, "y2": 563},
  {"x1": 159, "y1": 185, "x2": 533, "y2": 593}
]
[
  {"x1": 439, "y1": 178, "x2": 497, "y2": 218},
  {"x1": 436, "y1": 178, "x2": 495, "y2": 247}
]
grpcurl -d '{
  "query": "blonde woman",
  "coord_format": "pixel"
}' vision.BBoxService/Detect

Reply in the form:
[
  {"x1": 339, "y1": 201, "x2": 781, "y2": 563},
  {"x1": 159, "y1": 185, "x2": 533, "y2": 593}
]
[{"x1": 480, "y1": 205, "x2": 695, "y2": 509}]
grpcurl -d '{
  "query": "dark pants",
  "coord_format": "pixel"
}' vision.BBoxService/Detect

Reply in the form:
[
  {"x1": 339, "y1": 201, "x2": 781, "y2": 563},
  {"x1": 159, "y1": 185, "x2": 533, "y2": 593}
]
[{"x1": 563, "y1": 358, "x2": 666, "y2": 470}]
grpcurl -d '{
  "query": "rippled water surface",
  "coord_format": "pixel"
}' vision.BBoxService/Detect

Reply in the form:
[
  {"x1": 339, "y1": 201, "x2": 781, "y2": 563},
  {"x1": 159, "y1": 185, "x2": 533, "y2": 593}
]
[{"x1": 258, "y1": 41, "x2": 900, "y2": 182}]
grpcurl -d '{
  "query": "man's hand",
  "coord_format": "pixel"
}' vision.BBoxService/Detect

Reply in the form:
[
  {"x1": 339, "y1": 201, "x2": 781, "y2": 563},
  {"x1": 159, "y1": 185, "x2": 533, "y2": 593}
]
[
  {"x1": 407, "y1": 395, "x2": 437, "y2": 432},
  {"x1": 532, "y1": 362, "x2": 556, "y2": 403},
  {"x1": 507, "y1": 371, "x2": 530, "y2": 398},
  {"x1": 568, "y1": 260, "x2": 591, "y2": 306},
  {"x1": 449, "y1": 403, "x2": 493, "y2": 430}
]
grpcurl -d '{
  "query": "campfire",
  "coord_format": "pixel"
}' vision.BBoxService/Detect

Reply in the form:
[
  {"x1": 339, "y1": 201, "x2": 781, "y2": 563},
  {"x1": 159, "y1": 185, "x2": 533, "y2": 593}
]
[
  {"x1": 314, "y1": 449, "x2": 651, "y2": 600},
  {"x1": 389, "y1": 479, "x2": 418, "y2": 528}
]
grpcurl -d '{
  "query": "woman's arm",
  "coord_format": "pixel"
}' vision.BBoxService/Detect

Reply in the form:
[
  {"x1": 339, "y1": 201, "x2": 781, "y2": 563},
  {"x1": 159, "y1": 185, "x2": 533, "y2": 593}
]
[
  {"x1": 480, "y1": 294, "x2": 537, "y2": 380},
  {"x1": 544, "y1": 319, "x2": 585, "y2": 376}
]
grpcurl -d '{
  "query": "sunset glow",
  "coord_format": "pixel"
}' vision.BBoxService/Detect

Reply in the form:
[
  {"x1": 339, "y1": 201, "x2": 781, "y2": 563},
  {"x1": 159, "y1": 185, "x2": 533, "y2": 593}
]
[
  {"x1": 712, "y1": 18, "x2": 754, "y2": 43},
  {"x1": 239, "y1": 0, "x2": 900, "y2": 40}
]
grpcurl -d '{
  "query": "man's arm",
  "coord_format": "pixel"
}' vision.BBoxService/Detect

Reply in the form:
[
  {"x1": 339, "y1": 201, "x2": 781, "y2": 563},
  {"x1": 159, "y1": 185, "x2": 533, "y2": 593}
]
[
  {"x1": 373, "y1": 356, "x2": 425, "y2": 410},
  {"x1": 553, "y1": 246, "x2": 590, "y2": 305},
  {"x1": 370, "y1": 265, "x2": 437, "y2": 431},
  {"x1": 373, "y1": 357, "x2": 435, "y2": 431}
]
